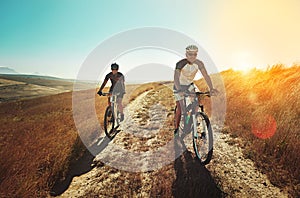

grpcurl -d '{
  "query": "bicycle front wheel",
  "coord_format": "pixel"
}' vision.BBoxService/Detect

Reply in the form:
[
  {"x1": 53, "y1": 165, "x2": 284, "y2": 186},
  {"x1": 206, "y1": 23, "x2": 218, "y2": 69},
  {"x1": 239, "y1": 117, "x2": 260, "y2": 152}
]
[
  {"x1": 104, "y1": 106, "x2": 115, "y2": 139},
  {"x1": 193, "y1": 112, "x2": 213, "y2": 165}
]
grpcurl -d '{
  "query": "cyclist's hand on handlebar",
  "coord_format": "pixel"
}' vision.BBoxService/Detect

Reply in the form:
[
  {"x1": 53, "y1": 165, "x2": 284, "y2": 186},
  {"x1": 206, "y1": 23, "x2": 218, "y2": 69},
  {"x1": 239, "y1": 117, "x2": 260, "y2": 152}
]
[
  {"x1": 97, "y1": 90, "x2": 103, "y2": 96},
  {"x1": 210, "y1": 88, "x2": 219, "y2": 96}
]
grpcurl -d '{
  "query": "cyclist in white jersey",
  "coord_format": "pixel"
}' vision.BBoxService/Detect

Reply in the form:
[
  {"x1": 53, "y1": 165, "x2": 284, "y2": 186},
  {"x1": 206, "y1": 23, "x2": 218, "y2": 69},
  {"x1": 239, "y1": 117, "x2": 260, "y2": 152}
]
[{"x1": 174, "y1": 45, "x2": 218, "y2": 135}]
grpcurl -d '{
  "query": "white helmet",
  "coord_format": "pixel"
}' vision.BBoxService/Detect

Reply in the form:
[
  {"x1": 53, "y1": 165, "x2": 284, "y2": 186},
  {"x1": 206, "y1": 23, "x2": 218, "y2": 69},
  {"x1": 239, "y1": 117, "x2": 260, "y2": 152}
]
[{"x1": 186, "y1": 45, "x2": 198, "y2": 52}]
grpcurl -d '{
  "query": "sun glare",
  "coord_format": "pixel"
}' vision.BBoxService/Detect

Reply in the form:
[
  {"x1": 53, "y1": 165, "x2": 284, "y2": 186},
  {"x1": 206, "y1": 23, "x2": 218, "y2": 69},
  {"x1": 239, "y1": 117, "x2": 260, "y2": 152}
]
[
  {"x1": 251, "y1": 114, "x2": 277, "y2": 139},
  {"x1": 232, "y1": 51, "x2": 254, "y2": 73}
]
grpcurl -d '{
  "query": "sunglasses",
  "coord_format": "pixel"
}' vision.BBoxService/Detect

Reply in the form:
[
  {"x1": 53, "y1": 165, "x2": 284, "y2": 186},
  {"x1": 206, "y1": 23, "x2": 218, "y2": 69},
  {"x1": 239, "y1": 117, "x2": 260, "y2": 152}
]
[{"x1": 187, "y1": 53, "x2": 197, "y2": 57}]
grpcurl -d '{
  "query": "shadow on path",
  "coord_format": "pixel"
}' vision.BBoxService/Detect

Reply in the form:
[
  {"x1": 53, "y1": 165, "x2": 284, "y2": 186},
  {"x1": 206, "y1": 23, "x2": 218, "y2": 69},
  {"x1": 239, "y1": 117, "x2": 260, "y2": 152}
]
[
  {"x1": 50, "y1": 135, "x2": 113, "y2": 196},
  {"x1": 172, "y1": 136, "x2": 223, "y2": 198}
]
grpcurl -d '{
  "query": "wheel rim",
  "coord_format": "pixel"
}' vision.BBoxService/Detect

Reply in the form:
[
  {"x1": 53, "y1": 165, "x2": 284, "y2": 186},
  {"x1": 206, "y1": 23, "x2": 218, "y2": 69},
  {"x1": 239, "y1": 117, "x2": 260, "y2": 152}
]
[
  {"x1": 105, "y1": 107, "x2": 115, "y2": 137},
  {"x1": 193, "y1": 113, "x2": 212, "y2": 164}
]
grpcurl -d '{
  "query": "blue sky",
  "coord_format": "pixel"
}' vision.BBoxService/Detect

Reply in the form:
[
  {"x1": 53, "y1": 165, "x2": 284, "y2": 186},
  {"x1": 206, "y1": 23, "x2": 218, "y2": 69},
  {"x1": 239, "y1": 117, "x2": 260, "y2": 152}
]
[{"x1": 1, "y1": 0, "x2": 299, "y2": 78}]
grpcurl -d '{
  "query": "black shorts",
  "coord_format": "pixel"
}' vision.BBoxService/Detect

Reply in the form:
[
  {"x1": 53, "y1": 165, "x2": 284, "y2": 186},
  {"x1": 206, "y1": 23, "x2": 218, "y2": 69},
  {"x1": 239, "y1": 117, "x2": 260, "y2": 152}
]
[
  {"x1": 173, "y1": 83, "x2": 195, "y2": 92},
  {"x1": 173, "y1": 83, "x2": 195, "y2": 101},
  {"x1": 109, "y1": 92, "x2": 125, "y2": 99}
]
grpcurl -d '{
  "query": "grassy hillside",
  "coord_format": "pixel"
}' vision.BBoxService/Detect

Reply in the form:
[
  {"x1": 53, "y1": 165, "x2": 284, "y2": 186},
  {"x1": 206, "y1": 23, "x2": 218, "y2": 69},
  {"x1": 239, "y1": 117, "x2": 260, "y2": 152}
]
[
  {"x1": 0, "y1": 74, "x2": 75, "y2": 90},
  {"x1": 0, "y1": 83, "x2": 162, "y2": 197},
  {"x1": 0, "y1": 92, "x2": 85, "y2": 197},
  {"x1": 196, "y1": 64, "x2": 300, "y2": 196},
  {"x1": 0, "y1": 74, "x2": 95, "y2": 103},
  {"x1": 1, "y1": 66, "x2": 299, "y2": 197}
]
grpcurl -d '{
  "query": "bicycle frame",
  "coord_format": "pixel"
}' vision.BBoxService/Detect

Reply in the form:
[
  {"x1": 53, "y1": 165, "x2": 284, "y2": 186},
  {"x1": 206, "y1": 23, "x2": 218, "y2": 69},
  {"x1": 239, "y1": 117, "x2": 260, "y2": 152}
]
[
  {"x1": 177, "y1": 91, "x2": 213, "y2": 164},
  {"x1": 180, "y1": 92, "x2": 209, "y2": 134},
  {"x1": 103, "y1": 93, "x2": 120, "y2": 126}
]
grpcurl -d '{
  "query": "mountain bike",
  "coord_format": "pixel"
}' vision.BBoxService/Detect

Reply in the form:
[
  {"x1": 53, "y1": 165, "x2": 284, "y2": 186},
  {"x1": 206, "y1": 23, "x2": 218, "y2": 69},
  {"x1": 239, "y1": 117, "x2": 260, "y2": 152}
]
[
  {"x1": 174, "y1": 91, "x2": 213, "y2": 165},
  {"x1": 101, "y1": 93, "x2": 122, "y2": 139}
]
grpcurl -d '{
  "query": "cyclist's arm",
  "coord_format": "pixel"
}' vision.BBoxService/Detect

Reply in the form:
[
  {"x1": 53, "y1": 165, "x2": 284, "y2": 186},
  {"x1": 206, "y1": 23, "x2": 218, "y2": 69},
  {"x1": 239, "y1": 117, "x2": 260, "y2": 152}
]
[
  {"x1": 99, "y1": 74, "x2": 109, "y2": 92},
  {"x1": 174, "y1": 68, "x2": 181, "y2": 91},
  {"x1": 196, "y1": 60, "x2": 214, "y2": 90}
]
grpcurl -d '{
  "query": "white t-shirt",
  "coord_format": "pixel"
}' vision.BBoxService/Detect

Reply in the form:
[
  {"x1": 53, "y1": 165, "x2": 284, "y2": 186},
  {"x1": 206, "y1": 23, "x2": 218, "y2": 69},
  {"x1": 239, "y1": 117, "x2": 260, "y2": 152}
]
[{"x1": 176, "y1": 59, "x2": 203, "y2": 85}]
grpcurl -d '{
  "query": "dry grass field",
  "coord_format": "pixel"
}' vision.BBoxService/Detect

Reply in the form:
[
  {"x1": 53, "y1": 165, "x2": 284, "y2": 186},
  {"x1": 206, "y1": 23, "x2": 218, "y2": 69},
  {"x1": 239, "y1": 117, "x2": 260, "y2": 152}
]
[
  {"x1": 0, "y1": 65, "x2": 299, "y2": 197},
  {"x1": 196, "y1": 64, "x2": 300, "y2": 196}
]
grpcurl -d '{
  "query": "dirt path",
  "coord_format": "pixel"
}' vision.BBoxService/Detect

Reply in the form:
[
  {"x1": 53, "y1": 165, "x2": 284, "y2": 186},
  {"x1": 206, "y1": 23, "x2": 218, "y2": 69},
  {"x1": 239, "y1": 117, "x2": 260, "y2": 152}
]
[
  {"x1": 207, "y1": 127, "x2": 288, "y2": 197},
  {"x1": 57, "y1": 86, "x2": 288, "y2": 197}
]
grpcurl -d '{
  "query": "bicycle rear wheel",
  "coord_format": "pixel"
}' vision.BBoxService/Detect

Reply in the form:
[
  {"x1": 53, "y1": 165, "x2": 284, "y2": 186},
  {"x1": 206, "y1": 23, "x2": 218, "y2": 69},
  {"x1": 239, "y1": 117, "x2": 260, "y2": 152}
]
[
  {"x1": 104, "y1": 106, "x2": 115, "y2": 139},
  {"x1": 193, "y1": 112, "x2": 213, "y2": 165}
]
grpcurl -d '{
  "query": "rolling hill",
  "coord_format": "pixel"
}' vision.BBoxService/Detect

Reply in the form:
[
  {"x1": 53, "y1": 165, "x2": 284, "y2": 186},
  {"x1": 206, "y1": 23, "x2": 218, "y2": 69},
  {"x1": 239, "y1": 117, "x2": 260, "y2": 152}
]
[{"x1": 0, "y1": 64, "x2": 299, "y2": 197}]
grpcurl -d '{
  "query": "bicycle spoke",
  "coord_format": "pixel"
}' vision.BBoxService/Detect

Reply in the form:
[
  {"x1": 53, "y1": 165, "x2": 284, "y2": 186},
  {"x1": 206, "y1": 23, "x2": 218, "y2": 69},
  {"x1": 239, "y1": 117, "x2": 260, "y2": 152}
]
[
  {"x1": 104, "y1": 107, "x2": 115, "y2": 138},
  {"x1": 193, "y1": 112, "x2": 213, "y2": 165}
]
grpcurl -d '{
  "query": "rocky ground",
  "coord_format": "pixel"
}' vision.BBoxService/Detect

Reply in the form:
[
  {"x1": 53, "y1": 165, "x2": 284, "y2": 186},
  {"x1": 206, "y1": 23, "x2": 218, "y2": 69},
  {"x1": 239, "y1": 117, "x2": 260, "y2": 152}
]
[{"x1": 207, "y1": 128, "x2": 288, "y2": 197}]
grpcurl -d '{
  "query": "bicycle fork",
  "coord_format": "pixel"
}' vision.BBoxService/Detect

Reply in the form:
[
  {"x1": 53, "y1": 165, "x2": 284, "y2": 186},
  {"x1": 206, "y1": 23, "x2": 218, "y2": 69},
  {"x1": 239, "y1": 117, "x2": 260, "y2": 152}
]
[
  {"x1": 192, "y1": 114, "x2": 198, "y2": 138},
  {"x1": 192, "y1": 113, "x2": 207, "y2": 139}
]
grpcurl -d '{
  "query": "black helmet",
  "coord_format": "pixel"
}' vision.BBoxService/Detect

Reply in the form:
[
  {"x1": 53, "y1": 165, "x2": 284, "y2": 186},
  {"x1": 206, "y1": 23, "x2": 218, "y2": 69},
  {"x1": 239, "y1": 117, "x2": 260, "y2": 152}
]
[{"x1": 111, "y1": 63, "x2": 119, "y2": 70}]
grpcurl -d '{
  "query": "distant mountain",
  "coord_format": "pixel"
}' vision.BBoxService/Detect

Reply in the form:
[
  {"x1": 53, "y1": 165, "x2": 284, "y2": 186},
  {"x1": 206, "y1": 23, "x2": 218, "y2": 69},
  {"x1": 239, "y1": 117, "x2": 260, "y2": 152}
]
[{"x1": 0, "y1": 67, "x2": 18, "y2": 74}]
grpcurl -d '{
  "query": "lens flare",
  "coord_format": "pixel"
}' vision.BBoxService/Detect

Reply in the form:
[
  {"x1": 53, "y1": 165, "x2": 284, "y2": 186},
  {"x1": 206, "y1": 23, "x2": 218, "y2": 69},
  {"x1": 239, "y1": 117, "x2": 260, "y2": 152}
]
[{"x1": 251, "y1": 114, "x2": 277, "y2": 139}]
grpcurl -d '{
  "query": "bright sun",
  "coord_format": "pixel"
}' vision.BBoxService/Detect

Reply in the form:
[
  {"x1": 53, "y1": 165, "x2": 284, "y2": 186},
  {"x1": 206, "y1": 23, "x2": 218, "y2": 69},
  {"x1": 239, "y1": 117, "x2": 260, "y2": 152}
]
[{"x1": 232, "y1": 51, "x2": 253, "y2": 72}]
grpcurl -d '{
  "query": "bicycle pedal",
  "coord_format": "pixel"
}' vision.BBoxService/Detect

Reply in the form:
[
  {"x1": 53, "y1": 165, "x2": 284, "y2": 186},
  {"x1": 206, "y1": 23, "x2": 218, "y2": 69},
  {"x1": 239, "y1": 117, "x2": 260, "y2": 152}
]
[{"x1": 115, "y1": 129, "x2": 121, "y2": 133}]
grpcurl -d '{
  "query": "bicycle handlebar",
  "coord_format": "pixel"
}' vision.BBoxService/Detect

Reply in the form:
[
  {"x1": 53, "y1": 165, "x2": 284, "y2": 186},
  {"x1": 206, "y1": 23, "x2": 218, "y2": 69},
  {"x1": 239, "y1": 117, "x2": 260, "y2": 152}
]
[
  {"x1": 174, "y1": 90, "x2": 211, "y2": 97},
  {"x1": 101, "y1": 92, "x2": 111, "y2": 96},
  {"x1": 187, "y1": 92, "x2": 211, "y2": 97},
  {"x1": 100, "y1": 92, "x2": 122, "y2": 97},
  {"x1": 195, "y1": 91, "x2": 210, "y2": 96}
]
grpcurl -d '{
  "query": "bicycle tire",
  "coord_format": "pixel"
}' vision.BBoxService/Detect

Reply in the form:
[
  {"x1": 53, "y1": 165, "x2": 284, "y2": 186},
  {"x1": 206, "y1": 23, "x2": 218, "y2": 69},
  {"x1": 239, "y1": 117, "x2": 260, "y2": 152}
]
[
  {"x1": 104, "y1": 106, "x2": 115, "y2": 139},
  {"x1": 193, "y1": 111, "x2": 213, "y2": 165},
  {"x1": 174, "y1": 106, "x2": 177, "y2": 129}
]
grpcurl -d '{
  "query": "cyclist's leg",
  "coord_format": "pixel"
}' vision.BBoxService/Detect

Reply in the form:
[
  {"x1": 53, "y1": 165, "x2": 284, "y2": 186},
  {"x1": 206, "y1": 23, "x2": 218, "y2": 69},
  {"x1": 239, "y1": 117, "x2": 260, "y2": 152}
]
[
  {"x1": 174, "y1": 86, "x2": 185, "y2": 135},
  {"x1": 175, "y1": 100, "x2": 181, "y2": 130},
  {"x1": 117, "y1": 98, "x2": 123, "y2": 114},
  {"x1": 174, "y1": 99, "x2": 186, "y2": 135},
  {"x1": 175, "y1": 99, "x2": 187, "y2": 126},
  {"x1": 117, "y1": 94, "x2": 124, "y2": 121}
]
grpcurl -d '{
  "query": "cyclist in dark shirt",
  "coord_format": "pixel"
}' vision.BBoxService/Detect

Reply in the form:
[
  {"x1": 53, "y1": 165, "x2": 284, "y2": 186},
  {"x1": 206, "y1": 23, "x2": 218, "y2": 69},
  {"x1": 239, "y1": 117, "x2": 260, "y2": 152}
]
[{"x1": 98, "y1": 63, "x2": 125, "y2": 121}]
